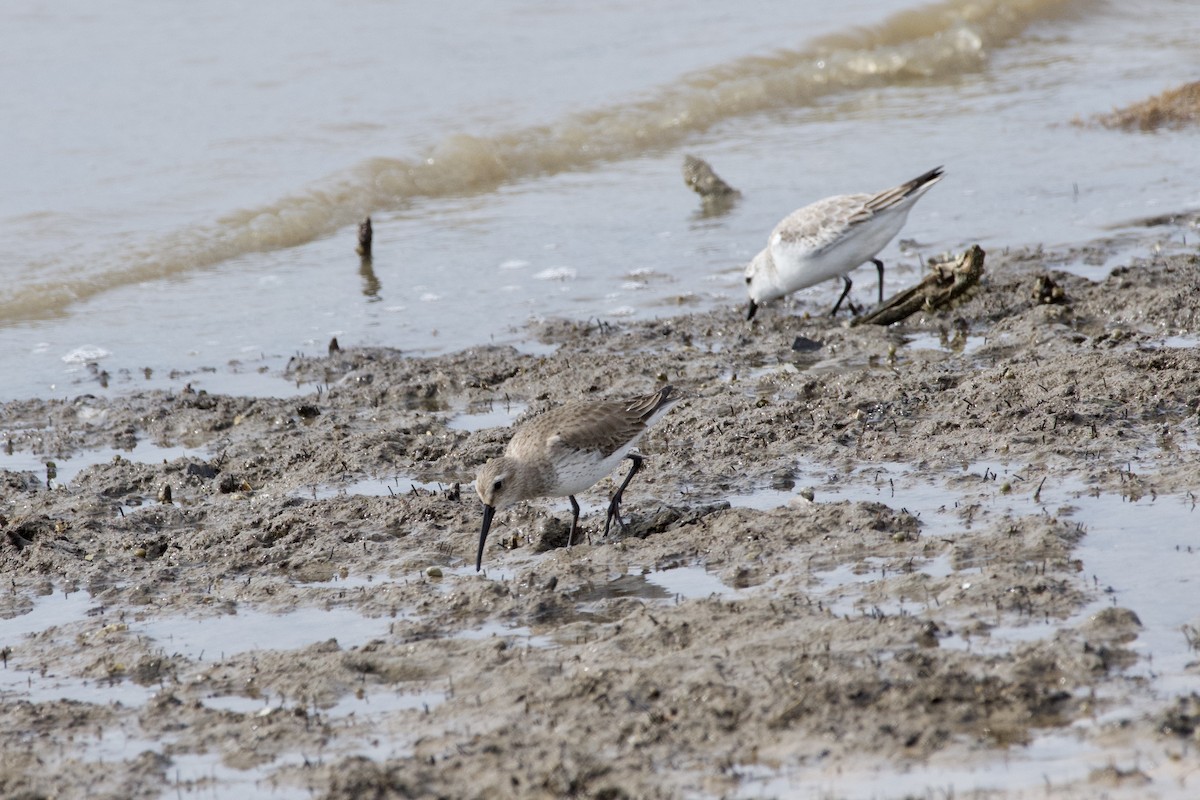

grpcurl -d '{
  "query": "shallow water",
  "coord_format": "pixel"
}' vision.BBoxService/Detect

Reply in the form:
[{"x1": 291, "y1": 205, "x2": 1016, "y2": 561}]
[
  {"x1": 644, "y1": 565, "x2": 737, "y2": 600},
  {"x1": 161, "y1": 752, "x2": 311, "y2": 800},
  {"x1": 446, "y1": 400, "x2": 529, "y2": 432},
  {"x1": 735, "y1": 729, "x2": 1102, "y2": 799},
  {"x1": 903, "y1": 330, "x2": 988, "y2": 355},
  {"x1": 0, "y1": 592, "x2": 159, "y2": 707},
  {"x1": 0, "y1": 584, "x2": 443, "y2": 794},
  {"x1": 0, "y1": 441, "x2": 201, "y2": 487},
  {"x1": 736, "y1": 462, "x2": 1200, "y2": 693},
  {"x1": 4, "y1": 0, "x2": 1200, "y2": 400},
  {"x1": 291, "y1": 474, "x2": 449, "y2": 501},
  {"x1": 1066, "y1": 491, "x2": 1199, "y2": 694},
  {"x1": 132, "y1": 604, "x2": 402, "y2": 661},
  {"x1": 453, "y1": 621, "x2": 555, "y2": 650}
]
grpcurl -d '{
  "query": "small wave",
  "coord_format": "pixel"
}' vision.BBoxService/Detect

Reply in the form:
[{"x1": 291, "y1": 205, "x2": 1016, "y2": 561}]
[
  {"x1": 1, "y1": 0, "x2": 1085, "y2": 325},
  {"x1": 534, "y1": 267, "x2": 578, "y2": 281},
  {"x1": 62, "y1": 345, "x2": 112, "y2": 364}
]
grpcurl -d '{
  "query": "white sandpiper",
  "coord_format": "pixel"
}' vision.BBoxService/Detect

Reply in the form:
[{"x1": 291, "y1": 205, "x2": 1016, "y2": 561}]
[
  {"x1": 745, "y1": 166, "x2": 944, "y2": 319},
  {"x1": 473, "y1": 385, "x2": 678, "y2": 571}
]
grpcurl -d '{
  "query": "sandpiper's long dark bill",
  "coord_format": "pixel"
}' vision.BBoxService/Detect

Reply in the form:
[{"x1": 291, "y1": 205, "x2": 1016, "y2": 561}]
[
  {"x1": 745, "y1": 166, "x2": 943, "y2": 319},
  {"x1": 474, "y1": 385, "x2": 678, "y2": 571}
]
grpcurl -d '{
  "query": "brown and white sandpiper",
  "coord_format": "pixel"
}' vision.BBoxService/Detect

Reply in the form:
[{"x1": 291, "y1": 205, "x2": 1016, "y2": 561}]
[{"x1": 473, "y1": 385, "x2": 678, "y2": 571}]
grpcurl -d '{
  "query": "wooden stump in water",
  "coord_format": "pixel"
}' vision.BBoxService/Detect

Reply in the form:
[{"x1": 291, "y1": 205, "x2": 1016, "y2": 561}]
[
  {"x1": 682, "y1": 155, "x2": 739, "y2": 199},
  {"x1": 355, "y1": 216, "x2": 373, "y2": 257},
  {"x1": 682, "y1": 155, "x2": 740, "y2": 217}
]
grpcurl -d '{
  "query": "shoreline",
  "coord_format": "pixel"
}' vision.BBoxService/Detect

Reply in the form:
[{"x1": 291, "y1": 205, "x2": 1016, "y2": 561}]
[{"x1": 2, "y1": 228, "x2": 1200, "y2": 798}]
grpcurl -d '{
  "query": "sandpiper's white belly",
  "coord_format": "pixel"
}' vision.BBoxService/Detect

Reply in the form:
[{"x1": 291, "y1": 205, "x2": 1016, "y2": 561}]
[
  {"x1": 774, "y1": 206, "x2": 913, "y2": 293},
  {"x1": 546, "y1": 444, "x2": 636, "y2": 496},
  {"x1": 745, "y1": 168, "x2": 943, "y2": 314}
]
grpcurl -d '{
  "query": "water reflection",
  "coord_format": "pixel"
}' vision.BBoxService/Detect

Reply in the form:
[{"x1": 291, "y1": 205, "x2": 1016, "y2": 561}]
[{"x1": 359, "y1": 255, "x2": 382, "y2": 301}]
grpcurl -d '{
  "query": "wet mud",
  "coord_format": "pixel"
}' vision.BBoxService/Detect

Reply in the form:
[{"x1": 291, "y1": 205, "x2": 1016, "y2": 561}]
[{"x1": 3, "y1": 229, "x2": 1200, "y2": 798}]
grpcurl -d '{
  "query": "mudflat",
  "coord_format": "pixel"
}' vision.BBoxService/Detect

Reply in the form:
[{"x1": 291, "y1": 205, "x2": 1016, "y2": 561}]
[{"x1": 3, "y1": 226, "x2": 1199, "y2": 798}]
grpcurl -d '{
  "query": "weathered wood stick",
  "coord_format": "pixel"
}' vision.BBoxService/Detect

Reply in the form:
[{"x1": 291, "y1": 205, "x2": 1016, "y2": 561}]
[{"x1": 852, "y1": 244, "x2": 985, "y2": 327}]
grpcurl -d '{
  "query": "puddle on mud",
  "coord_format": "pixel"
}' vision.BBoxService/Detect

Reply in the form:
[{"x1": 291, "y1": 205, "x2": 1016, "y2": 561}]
[
  {"x1": 0, "y1": 588, "x2": 99, "y2": 637},
  {"x1": 643, "y1": 565, "x2": 735, "y2": 600},
  {"x1": 569, "y1": 566, "x2": 738, "y2": 621},
  {"x1": 814, "y1": 553, "x2": 955, "y2": 618},
  {"x1": 0, "y1": 590, "x2": 156, "y2": 706},
  {"x1": 158, "y1": 679, "x2": 454, "y2": 796},
  {"x1": 150, "y1": 706, "x2": 423, "y2": 797},
  {"x1": 1152, "y1": 334, "x2": 1200, "y2": 350},
  {"x1": 294, "y1": 569, "x2": 554, "y2": 646},
  {"x1": 720, "y1": 361, "x2": 793, "y2": 386},
  {"x1": 511, "y1": 340, "x2": 560, "y2": 357},
  {"x1": 163, "y1": 751, "x2": 310, "y2": 799},
  {"x1": 903, "y1": 331, "x2": 988, "y2": 356},
  {"x1": 726, "y1": 461, "x2": 947, "y2": 519},
  {"x1": 570, "y1": 573, "x2": 670, "y2": 610},
  {"x1": 1065, "y1": 491, "x2": 1199, "y2": 694},
  {"x1": 731, "y1": 460, "x2": 1200, "y2": 698},
  {"x1": 322, "y1": 686, "x2": 447, "y2": 717},
  {"x1": 453, "y1": 621, "x2": 554, "y2": 649},
  {"x1": 203, "y1": 685, "x2": 447, "y2": 719},
  {"x1": 446, "y1": 399, "x2": 527, "y2": 432},
  {"x1": 0, "y1": 666, "x2": 157, "y2": 708},
  {"x1": 0, "y1": 586, "x2": 443, "y2": 796},
  {"x1": 447, "y1": 563, "x2": 519, "y2": 584},
  {"x1": 132, "y1": 606, "x2": 404, "y2": 661},
  {"x1": 45, "y1": 354, "x2": 317, "y2": 402},
  {"x1": 733, "y1": 729, "x2": 1100, "y2": 800},
  {"x1": 292, "y1": 474, "x2": 450, "y2": 500},
  {"x1": 0, "y1": 442, "x2": 202, "y2": 487},
  {"x1": 63, "y1": 728, "x2": 162, "y2": 765},
  {"x1": 292, "y1": 572, "x2": 394, "y2": 589},
  {"x1": 735, "y1": 475, "x2": 1198, "y2": 797}
]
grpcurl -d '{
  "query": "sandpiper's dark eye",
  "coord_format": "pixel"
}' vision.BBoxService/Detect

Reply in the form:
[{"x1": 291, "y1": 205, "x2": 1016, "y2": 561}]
[
  {"x1": 493, "y1": 479, "x2": 503, "y2": 491},
  {"x1": 745, "y1": 276, "x2": 752, "y2": 285}
]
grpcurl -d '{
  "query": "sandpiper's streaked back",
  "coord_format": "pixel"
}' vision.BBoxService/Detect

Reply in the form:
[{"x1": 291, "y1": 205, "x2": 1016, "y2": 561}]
[
  {"x1": 474, "y1": 385, "x2": 678, "y2": 571},
  {"x1": 745, "y1": 166, "x2": 943, "y2": 319}
]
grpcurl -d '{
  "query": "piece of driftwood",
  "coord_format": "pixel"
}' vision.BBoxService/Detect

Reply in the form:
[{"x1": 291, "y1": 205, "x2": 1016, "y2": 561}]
[
  {"x1": 682, "y1": 155, "x2": 740, "y2": 199},
  {"x1": 852, "y1": 244, "x2": 985, "y2": 326}
]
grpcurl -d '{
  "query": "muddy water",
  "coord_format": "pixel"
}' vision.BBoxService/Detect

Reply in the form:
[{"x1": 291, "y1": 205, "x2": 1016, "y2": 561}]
[{"x1": 6, "y1": 1, "x2": 1200, "y2": 402}]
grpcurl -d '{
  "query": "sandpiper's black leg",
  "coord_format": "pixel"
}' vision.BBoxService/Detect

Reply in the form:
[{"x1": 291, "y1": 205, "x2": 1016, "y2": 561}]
[
  {"x1": 604, "y1": 454, "x2": 644, "y2": 537},
  {"x1": 873, "y1": 258, "x2": 885, "y2": 305},
  {"x1": 830, "y1": 275, "x2": 854, "y2": 316},
  {"x1": 566, "y1": 495, "x2": 581, "y2": 547}
]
